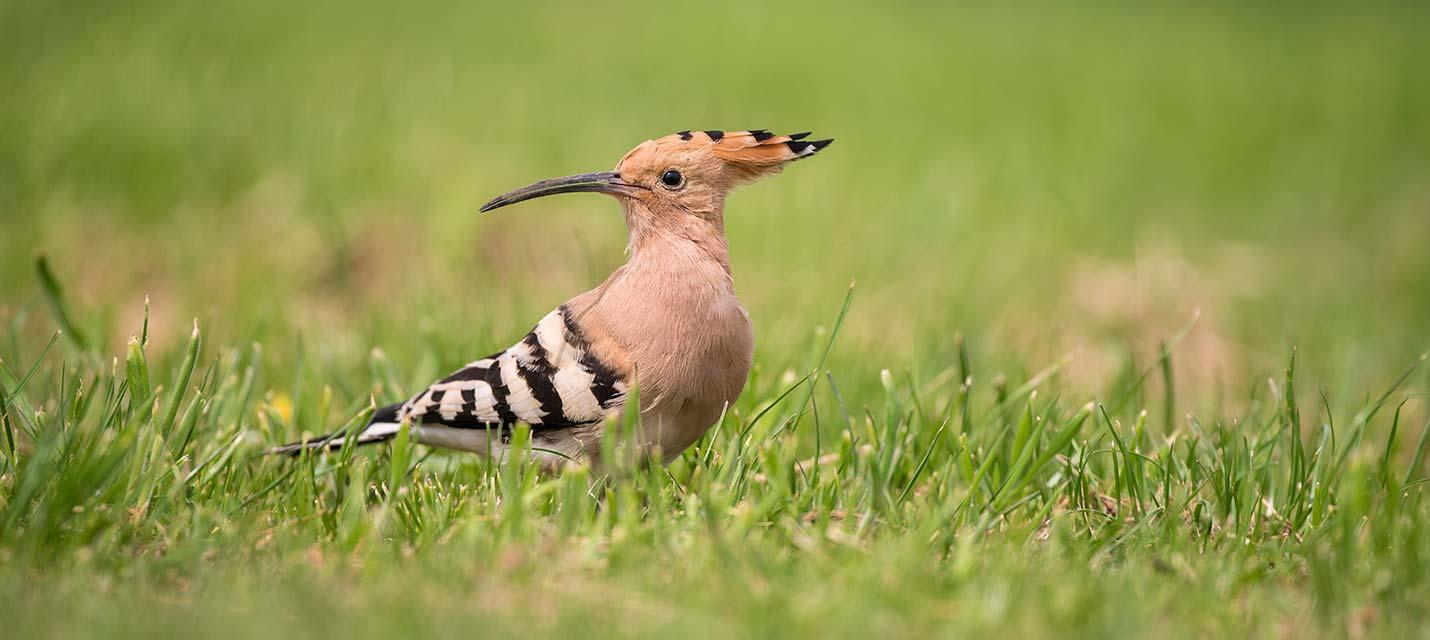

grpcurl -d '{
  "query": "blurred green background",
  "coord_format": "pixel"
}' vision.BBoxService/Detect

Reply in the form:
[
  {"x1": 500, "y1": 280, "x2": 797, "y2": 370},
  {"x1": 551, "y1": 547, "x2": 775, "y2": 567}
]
[{"x1": 2, "y1": 0, "x2": 1428, "y2": 400}]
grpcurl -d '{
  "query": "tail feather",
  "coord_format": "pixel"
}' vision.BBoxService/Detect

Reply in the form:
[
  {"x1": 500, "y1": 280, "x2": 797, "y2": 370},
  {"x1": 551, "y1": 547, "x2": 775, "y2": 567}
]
[{"x1": 268, "y1": 403, "x2": 405, "y2": 456}]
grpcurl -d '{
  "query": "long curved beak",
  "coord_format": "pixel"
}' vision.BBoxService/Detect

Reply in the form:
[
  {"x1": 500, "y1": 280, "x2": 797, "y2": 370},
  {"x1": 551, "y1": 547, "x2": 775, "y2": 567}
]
[{"x1": 479, "y1": 171, "x2": 641, "y2": 213}]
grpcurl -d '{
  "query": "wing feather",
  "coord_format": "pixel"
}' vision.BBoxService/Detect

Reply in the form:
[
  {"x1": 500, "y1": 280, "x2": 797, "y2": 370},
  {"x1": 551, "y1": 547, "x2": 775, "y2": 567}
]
[{"x1": 397, "y1": 307, "x2": 627, "y2": 433}]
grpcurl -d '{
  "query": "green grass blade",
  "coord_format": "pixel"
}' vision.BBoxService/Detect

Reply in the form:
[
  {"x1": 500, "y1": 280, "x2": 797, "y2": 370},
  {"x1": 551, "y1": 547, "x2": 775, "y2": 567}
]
[{"x1": 33, "y1": 256, "x2": 90, "y2": 352}]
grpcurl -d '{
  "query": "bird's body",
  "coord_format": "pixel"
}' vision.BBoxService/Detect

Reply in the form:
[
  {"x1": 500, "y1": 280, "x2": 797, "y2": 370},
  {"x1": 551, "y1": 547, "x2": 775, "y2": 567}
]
[{"x1": 273, "y1": 129, "x2": 830, "y2": 468}]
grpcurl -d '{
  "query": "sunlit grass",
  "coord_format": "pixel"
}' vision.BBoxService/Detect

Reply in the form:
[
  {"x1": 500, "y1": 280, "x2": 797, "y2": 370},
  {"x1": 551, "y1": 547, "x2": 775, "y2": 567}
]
[{"x1": 3, "y1": 277, "x2": 1429, "y2": 637}]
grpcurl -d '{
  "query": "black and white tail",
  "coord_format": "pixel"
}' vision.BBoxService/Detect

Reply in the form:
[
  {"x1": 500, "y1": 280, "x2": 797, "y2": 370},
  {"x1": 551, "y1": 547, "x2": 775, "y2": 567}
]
[
  {"x1": 268, "y1": 403, "x2": 406, "y2": 456},
  {"x1": 268, "y1": 305, "x2": 631, "y2": 458}
]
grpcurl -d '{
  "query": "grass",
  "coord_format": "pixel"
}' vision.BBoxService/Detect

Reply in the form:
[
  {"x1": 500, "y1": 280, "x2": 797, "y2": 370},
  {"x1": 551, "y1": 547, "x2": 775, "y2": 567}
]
[
  {"x1": 3, "y1": 293, "x2": 1429, "y2": 638},
  {"x1": 4, "y1": 0, "x2": 1430, "y2": 637}
]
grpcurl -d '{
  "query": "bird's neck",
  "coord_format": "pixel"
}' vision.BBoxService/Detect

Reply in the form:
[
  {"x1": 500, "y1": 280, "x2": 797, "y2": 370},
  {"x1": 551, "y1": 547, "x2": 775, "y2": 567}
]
[{"x1": 622, "y1": 201, "x2": 732, "y2": 277}]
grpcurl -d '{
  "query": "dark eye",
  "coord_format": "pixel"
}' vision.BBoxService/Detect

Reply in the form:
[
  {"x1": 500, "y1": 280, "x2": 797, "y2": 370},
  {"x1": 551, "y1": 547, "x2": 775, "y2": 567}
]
[{"x1": 660, "y1": 169, "x2": 684, "y2": 189}]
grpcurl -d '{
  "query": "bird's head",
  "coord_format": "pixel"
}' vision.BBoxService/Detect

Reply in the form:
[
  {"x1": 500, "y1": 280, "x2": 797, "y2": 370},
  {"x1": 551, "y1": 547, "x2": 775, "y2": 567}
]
[{"x1": 479, "y1": 130, "x2": 832, "y2": 224}]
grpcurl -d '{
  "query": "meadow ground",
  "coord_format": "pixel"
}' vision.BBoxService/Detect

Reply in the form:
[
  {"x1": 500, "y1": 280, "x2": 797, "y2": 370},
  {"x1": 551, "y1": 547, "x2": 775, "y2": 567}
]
[{"x1": 2, "y1": 1, "x2": 1430, "y2": 637}]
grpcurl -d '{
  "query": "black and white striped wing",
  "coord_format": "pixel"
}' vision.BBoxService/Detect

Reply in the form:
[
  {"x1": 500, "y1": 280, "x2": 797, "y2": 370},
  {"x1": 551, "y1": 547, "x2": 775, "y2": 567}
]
[{"x1": 396, "y1": 306, "x2": 627, "y2": 431}]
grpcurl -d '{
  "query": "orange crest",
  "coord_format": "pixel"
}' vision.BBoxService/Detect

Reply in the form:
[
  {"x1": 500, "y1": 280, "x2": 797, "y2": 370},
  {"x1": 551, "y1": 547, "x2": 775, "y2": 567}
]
[{"x1": 618, "y1": 129, "x2": 832, "y2": 184}]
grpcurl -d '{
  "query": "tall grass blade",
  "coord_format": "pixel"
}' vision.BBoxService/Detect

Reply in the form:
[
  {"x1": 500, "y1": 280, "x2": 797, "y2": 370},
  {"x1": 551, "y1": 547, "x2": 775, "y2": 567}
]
[{"x1": 33, "y1": 256, "x2": 89, "y2": 351}]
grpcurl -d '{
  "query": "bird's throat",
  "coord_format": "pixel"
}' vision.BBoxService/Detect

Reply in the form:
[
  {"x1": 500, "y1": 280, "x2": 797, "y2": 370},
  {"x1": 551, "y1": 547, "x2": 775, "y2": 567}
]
[{"x1": 622, "y1": 202, "x2": 732, "y2": 276}]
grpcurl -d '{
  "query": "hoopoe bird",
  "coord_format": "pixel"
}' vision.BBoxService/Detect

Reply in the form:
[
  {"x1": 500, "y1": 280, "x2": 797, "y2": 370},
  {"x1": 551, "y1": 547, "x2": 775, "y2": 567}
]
[{"x1": 272, "y1": 129, "x2": 833, "y2": 468}]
